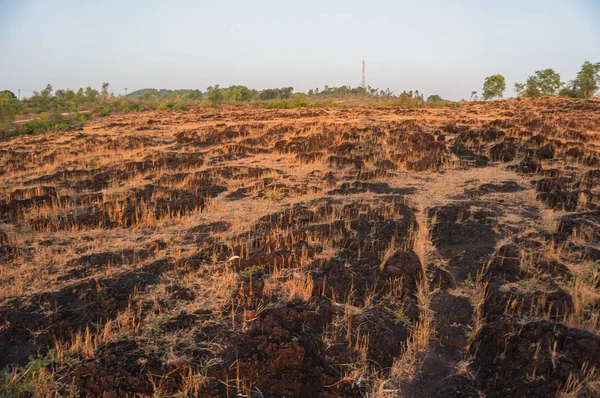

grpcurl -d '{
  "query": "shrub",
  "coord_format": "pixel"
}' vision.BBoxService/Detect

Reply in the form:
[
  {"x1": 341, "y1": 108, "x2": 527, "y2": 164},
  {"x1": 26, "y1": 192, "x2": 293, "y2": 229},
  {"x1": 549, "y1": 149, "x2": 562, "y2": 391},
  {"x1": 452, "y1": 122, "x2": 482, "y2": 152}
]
[
  {"x1": 207, "y1": 85, "x2": 224, "y2": 108},
  {"x1": 292, "y1": 93, "x2": 308, "y2": 107},
  {"x1": 54, "y1": 122, "x2": 70, "y2": 131},
  {"x1": 74, "y1": 112, "x2": 91, "y2": 121}
]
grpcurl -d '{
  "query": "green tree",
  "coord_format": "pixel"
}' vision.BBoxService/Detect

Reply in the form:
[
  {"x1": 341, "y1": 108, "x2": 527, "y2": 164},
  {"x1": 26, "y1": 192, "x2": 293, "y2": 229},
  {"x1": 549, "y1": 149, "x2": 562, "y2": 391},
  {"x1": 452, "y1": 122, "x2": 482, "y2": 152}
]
[
  {"x1": 559, "y1": 82, "x2": 584, "y2": 99},
  {"x1": 55, "y1": 88, "x2": 76, "y2": 111},
  {"x1": 574, "y1": 61, "x2": 600, "y2": 99},
  {"x1": 514, "y1": 83, "x2": 526, "y2": 97},
  {"x1": 207, "y1": 85, "x2": 224, "y2": 107},
  {"x1": 41, "y1": 84, "x2": 53, "y2": 98},
  {"x1": 515, "y1": 68, "x2": 562, "y2": 98},
  {"x1": 515, "y1": 76, "x2": 541, "y2": 98},
  {"x1": 525, "y1": 76, "x2": 541, "y2": 97},
  {"x1": 534, "y1": 68, "x2": 562, "y2": 96},
  {"x1": 28, "y1": 84, "x2": 53, "y2": 112},
  {"x1": 0, "y1": 90, "x2": 16, "y2": 99},
  {"x1": 292, "y1": 92, "x2": 308, "y2": 107},
  {"x1": 0, "y1": 91, "x2": 19, "y2": 122},
  {"x1": 187, "y1": 89, "x2": 202, "y2": 100},
  {"x1": 224, "y1": 86, "x2": 243, "y2": 103},
  {"x1": 101, "y1": 82, "x2": 110, "y2": 101},
  {"x1": 426, "y1": 94, "x2": 444, "y2": 103},
  {"x1": 258, "y1": 87, "x2": 293, "y2": 100},
  {"x1": 85, "y1": 86, "x2": 99, "y2": 102},
  {"x1": 470, "y1": 91, "x2": 478, "y2": 101},
  {"x1": 224, "y1": 85, "x2": 253, "y2": 102},
  {"x1": 482, "y1": 75, "x2": 506, "y2": 100}
]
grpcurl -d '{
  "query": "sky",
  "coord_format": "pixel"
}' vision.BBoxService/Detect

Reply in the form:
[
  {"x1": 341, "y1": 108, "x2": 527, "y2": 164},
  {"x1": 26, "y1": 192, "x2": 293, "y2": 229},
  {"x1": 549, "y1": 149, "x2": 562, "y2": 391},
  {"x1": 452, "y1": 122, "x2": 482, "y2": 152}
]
[{"x1": 0, "y1": 0, "x2": 599, "y2": 100}]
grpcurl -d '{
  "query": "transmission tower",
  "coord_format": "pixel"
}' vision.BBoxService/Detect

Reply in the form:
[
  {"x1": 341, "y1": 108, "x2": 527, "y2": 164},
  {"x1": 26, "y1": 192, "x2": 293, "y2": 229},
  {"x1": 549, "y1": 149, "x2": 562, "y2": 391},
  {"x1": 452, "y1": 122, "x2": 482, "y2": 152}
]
[{"x1": 361, "y1": 60, "x2": 366, "y2": 88}]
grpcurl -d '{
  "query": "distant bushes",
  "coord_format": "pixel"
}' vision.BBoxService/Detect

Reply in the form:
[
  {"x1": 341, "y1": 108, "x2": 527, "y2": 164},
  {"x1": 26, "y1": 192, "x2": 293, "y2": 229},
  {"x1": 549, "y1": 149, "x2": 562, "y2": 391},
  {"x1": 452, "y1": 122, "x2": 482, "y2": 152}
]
[
  {"x1": 257, "y1": 87, "x2": 294, "y2": 100},
  {"x1": 0, "y1": 113, "x2": 71, "y2": 138},
  {"x1": 250, "y1": 95, "x2": 336, "y2": 109}
]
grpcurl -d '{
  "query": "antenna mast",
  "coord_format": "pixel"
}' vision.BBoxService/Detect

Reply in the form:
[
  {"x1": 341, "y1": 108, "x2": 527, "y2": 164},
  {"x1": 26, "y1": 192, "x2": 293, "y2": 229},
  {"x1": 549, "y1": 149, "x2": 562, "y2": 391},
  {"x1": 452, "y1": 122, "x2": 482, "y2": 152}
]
[{"x1": 361, "y1": 60, "x2": 366, "y2": 88}]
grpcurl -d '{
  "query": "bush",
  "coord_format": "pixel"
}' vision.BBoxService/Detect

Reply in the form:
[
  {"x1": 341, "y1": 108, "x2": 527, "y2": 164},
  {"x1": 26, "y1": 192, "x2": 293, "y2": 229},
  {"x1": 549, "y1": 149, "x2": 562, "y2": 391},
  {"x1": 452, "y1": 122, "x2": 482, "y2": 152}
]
[
  {"x1": 16, "y1": 120, "x2": 50, "y2": 135},
  {"x1": 74, "y1": 112, "x2": 91, "y2": 121},
  {"x1": 207, "y1": 85, "x2": 224, "y2": 108},
  {"x1": 54, "y1": 122, "x2": 70, "y2": 131},
  {"x1": 292, "y1": 93, "x2": 308, "y2": 107}
]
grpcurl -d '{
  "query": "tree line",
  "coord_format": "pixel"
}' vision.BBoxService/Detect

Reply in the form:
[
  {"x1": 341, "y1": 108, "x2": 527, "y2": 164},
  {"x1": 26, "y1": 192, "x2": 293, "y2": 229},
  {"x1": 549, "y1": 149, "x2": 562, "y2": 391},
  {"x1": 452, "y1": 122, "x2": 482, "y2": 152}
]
[
  {"x1": 1, "y1": 60, "x2": 598, "y2": 137},
  {"x1": 476, "y1": 61, "x2": 600, "y2": 100}
]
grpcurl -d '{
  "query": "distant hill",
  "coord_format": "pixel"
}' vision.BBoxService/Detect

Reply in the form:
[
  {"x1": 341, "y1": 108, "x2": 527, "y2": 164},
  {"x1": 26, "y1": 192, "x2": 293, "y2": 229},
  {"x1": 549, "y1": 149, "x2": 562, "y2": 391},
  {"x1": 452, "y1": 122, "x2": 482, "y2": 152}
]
[{"x1": 126, "y1": 88, "x2": 197, "y2": 98}]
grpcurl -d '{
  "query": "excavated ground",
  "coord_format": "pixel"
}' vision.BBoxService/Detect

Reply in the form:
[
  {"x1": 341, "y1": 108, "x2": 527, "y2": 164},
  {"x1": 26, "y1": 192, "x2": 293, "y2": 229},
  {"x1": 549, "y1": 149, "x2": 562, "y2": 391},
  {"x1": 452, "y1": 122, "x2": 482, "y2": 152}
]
[{"x1": 0, "y1": 98, "x2": 599, "y2": 397}]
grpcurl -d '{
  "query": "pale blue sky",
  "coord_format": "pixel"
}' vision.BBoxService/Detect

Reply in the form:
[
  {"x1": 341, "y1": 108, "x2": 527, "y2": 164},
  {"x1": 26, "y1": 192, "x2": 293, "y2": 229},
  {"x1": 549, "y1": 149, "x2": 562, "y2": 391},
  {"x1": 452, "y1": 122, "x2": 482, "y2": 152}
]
[{"x1": 1, "y1": 0, "x2": 599, "y2": 100}]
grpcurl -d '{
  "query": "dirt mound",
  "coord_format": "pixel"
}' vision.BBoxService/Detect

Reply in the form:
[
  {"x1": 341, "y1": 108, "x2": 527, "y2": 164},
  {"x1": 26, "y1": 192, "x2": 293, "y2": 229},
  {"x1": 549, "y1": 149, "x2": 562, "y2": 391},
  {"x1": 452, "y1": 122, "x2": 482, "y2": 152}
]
[
  {"x1": 0, "y1": 259, "x2": 170, "y2": 368},
  {"x1": 471, "y1": 319, "x2": 600, "y2": 398}
]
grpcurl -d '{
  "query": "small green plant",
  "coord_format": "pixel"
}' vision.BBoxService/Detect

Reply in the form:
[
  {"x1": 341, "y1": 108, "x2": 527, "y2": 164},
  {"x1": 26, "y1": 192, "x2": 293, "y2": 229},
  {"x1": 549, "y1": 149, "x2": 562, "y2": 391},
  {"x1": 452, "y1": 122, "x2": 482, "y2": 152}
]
[
  {"x1": 148, "y1": 314, "x2": 170, "y2": 331},
  {"x1": 262, "y1": 188, "x2": 286, "y2": 201},
  {"x1": 464, "y1": 273, "x2": 474, "y2": 288},
  {"x1": 0, "y1": 350, "x2": 64, "y2": 397},
  {"x1": 516, "y1": 278, "x2": 530, "y2": 287},
  {"x1": 394, "y1": 311, "x2": 413, "y2": 326},
  {"x1": 240, "y1": 265, "x2": 265, "y2": 277}
]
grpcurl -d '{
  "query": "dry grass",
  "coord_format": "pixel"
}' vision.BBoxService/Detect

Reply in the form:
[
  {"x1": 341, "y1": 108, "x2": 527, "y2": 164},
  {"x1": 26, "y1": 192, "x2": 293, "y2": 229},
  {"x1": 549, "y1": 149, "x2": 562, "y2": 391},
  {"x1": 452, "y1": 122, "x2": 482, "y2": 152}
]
[{"x1": 1, "y1": 98, "x2": 599, "y2": 397}]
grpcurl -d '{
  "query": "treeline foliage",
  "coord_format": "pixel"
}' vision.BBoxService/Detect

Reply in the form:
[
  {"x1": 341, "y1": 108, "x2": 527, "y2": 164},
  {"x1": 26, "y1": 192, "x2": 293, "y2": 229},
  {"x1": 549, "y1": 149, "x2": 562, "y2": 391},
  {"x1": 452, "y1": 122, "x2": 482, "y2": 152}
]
[
  {"x1": 256, "y1": 87, "x2": 294, "y2": 100},
  {"x1": 22, "y1": 84, "x2": 102, "y2": 113},
  {"x1": 3, "y1": 60, "x2": 599, "y2": 137},
  {"x1": 475, "y1": 61, "x2": 600, "y2": 101},
  {"x1": 514, "y1": 69, "x2": 562, "y2": 98},
  {"x1": 127, "y1": 88, "x2": 196, "y2": 99},
  {"x1": 512, "y1": 61, "x2": 600, "y2": 99}
]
